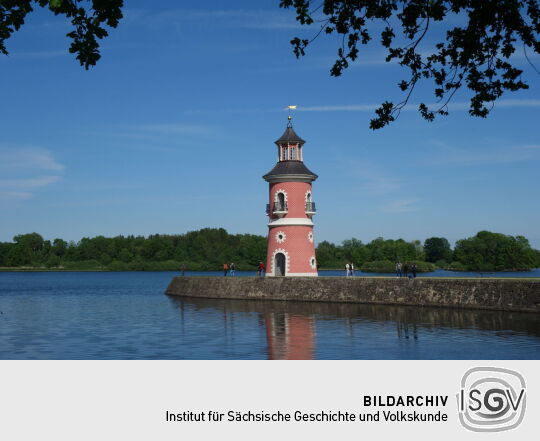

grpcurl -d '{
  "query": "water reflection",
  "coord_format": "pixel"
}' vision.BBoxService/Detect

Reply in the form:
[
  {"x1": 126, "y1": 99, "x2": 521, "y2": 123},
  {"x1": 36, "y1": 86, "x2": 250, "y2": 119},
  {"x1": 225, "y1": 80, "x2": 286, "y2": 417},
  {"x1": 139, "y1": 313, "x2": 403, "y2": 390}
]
[
  {"x1": 265, "y1": 313, "x2": 315, "y2": 360},
  {"x1": 2, "y1": 271, "x2": 537, "y2": 359},
  {"x1": 168, "y1": 297, "x2": 540, "y2": 360}
]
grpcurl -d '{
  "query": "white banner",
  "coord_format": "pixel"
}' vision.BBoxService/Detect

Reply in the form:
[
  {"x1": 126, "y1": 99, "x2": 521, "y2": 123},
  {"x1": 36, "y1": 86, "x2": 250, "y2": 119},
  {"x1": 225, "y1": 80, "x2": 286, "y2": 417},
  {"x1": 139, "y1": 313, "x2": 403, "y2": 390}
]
[{"x1": 0, "y1": 361, "x2": 537, "y2": 440}]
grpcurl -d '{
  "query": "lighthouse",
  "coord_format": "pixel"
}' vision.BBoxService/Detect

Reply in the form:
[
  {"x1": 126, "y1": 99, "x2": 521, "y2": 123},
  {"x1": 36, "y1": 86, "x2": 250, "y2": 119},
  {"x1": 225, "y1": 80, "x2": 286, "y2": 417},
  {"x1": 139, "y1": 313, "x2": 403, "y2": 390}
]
[{"x1": 263, "y1": 116, "x2": 318, "y2": 277}]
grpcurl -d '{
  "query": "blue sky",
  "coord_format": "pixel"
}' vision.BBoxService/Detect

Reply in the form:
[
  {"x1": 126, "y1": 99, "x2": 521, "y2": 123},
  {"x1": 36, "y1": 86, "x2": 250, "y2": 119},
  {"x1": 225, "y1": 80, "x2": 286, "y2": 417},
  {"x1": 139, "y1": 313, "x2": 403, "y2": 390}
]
[{"x1": 1, "y1": 0, "x2": 539, "y2": 248}]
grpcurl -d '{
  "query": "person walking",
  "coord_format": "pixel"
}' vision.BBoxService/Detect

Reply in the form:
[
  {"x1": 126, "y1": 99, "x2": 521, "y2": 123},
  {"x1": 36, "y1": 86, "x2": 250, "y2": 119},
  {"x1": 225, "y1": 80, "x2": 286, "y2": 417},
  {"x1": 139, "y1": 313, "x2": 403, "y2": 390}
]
[
  {"x1": 345, "y1": 262, "x2": 350, "y2": 277},
  {"x1": 350, "y1": 262, "x2": 355, "y2": 277},
  {"x1": 403, "y1": 262, "x2": 409, "y2": 278},
  {"x1": 223, "y1": 263, "x2": 229, "y2": 276},
  {"x1": 230, "y1": 262, "x2": 236, "y2": 276},
  {"x1": 396, "y1": 261, "x2": 402, "y2": 278},
  {"x1": 412, "y1": 263, "x2": 417, "y2": 278}
]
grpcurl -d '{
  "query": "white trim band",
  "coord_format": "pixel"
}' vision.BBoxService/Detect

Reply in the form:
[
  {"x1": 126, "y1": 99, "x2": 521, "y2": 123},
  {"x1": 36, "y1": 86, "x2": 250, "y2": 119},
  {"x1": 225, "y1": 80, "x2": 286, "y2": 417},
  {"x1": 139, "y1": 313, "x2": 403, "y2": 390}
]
[
  {"x1": 268, "y1": 218, "x2": 314, "y2": 227},
  {"x1": 266, "y1": 272, "x2": 318, "y2": 277}
]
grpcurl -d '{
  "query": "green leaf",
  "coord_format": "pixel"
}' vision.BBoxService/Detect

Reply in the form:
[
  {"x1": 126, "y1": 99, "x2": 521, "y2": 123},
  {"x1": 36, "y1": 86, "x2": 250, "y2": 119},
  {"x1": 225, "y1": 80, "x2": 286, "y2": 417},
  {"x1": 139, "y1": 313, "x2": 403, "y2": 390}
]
[{"x1": 49, "y1": 0, "x2": 63, "y2": 9}]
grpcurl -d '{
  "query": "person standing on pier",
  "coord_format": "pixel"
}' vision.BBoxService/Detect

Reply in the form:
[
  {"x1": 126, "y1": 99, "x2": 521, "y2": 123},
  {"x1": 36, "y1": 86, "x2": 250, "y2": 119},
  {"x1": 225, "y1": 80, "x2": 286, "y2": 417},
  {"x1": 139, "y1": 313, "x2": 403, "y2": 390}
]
[
  {"x1": 396, "y1": 262, "x2": 402, "y2": 278},
  {"x1": 350, "y1": 262, "x2": 355, "y2": 277},
  {"x1": 230, "y1": 263, "x2": 236, "y2": 276},
  {"x1": 403, "y1": 263, "x2": 409, "y2": 278},
  {"x1": 223, "y1": 263, "x2": 229, "y2": 276},
  {"x1": 345, "y1": 263, "x2": 350, "y2": 277},
  {"x1": 412, "y1": 263, "x2": 417, "y2": 278}
]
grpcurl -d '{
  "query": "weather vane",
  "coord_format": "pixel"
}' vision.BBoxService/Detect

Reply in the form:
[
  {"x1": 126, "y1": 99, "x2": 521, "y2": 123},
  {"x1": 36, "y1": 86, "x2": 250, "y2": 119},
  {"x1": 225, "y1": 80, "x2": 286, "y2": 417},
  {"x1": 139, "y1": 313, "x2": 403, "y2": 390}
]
[{"x1": 286, "y1": 105, "x2": 297, "y2": 125}]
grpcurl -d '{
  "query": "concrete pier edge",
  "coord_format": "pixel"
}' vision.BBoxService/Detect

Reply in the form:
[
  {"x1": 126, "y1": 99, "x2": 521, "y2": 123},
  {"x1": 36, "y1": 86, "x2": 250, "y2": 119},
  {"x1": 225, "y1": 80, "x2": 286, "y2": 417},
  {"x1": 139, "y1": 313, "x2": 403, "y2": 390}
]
[{"x1": 165, "y1": 276, "x2": 540, "y2": 313}]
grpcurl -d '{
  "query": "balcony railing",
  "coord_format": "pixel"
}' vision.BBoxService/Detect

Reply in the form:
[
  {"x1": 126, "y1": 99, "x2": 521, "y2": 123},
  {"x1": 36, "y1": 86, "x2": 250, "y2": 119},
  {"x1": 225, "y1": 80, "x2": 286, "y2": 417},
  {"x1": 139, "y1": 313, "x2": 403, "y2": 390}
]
[
  {"x1": 305, "y1": 202, "x2": 316, "y2": 214},
  {"x1": 266, "y1": 202, "x2": 288, "y2": 216}
]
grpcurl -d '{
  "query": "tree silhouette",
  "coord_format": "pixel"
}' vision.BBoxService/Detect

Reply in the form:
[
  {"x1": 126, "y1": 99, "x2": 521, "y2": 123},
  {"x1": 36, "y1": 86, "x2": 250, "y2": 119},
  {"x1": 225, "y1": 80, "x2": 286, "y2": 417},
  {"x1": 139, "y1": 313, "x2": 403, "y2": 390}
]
[
  {"x1": 2, "y1": 1, "x2": 538, "y2": 129},
  {"x1": 0, "y1": 0, "x2": 123, "y2": 69},
  {"x1": 280, "y1": 0, "x2": 540, "y2": 128}
]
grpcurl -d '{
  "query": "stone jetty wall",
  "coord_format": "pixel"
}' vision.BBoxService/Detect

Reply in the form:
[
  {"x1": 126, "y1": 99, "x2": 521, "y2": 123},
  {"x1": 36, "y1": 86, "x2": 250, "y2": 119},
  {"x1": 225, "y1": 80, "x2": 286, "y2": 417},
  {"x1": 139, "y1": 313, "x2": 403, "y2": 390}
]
[{"x1": 165, "y1": 277, "x2": 540, "y2": 313}]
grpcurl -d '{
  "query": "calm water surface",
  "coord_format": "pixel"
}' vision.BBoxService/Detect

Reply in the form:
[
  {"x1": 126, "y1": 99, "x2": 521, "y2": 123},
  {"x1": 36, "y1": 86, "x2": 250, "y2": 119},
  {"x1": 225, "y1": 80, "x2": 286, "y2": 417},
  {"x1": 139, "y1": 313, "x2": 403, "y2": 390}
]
[{"x1": 0, "y1": 271, "x2": 539, "y2": 359}]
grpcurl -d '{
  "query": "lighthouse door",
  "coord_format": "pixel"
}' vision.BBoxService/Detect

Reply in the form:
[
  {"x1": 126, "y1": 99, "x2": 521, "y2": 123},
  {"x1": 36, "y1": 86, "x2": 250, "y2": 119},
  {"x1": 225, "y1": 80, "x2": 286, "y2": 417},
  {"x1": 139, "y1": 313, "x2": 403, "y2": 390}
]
[{"x1": 275, "y1": 253, "x2": 286, "y2": 276}]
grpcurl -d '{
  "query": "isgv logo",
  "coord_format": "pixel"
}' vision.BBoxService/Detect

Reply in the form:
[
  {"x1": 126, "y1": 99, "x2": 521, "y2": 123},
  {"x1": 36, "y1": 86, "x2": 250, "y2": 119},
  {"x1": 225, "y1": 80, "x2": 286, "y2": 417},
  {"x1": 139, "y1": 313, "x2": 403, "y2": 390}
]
[{"x1": 457, "y1": 367, "x2": 526, "y2": 432}]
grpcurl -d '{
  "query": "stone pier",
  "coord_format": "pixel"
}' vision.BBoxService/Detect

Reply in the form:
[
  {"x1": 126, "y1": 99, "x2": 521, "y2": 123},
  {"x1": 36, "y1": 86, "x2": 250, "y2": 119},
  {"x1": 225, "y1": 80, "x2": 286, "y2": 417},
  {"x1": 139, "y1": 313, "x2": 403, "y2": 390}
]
[{"x1": 166, "y1": 277, "x2": 540, "y2": 313}]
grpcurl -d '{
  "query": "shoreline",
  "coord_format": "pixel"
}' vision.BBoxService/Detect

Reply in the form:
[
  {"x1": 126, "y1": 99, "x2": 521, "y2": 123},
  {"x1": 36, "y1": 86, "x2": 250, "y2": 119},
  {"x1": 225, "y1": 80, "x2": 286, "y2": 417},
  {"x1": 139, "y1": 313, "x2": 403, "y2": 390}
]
[
  {"x1": 1, "y1": 268, "x2": 539, "y2": 281},
  {"x1": 2, "y1": 267, "x2": 539, "y2": 275}
]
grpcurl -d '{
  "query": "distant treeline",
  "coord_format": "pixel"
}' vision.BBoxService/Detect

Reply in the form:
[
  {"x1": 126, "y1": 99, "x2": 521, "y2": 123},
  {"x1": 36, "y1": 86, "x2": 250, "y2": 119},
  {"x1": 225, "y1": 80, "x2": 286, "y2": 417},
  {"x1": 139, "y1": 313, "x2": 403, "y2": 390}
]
[
  {"x1": 0, "y1": 229, "x2": 538, "y2": 272},
  {"x1": 317, "y1": 232, "x2": 540, "y2": 272}
]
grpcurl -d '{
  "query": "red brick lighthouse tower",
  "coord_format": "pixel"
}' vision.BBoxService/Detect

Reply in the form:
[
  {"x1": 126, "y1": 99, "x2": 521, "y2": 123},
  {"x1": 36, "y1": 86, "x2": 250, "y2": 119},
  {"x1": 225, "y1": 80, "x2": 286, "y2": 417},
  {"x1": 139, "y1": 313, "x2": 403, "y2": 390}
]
[{"x1": 263, "y1": 115, "x2": 318, "y2": 277}]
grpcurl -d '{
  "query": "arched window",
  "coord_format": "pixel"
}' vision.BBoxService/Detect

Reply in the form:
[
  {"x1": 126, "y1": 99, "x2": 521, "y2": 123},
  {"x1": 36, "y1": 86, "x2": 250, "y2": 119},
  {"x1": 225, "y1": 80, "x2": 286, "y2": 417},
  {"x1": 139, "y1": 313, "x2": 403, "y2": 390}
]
[{"x1": 277, "y1": 192, "x2": 285, "y2": 210}]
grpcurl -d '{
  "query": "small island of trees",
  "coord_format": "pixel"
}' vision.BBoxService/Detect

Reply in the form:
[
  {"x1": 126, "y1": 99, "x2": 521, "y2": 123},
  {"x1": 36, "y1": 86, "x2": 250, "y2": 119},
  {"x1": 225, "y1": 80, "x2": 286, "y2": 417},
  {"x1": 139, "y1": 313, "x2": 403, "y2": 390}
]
[{"x1": 0, "y1": 229, "x2": 538, "y2": 273}]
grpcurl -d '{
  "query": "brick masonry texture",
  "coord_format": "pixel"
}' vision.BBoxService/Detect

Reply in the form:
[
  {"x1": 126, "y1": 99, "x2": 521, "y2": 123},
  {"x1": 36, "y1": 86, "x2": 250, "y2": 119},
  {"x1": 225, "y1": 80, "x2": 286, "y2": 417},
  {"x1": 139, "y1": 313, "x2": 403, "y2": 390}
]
[
  {"x1": 266, "y1": 181, "x2": 317, "y2": 275},
  {"x1": 166, "y1": 277, "x2": 540, "y2": 313}
]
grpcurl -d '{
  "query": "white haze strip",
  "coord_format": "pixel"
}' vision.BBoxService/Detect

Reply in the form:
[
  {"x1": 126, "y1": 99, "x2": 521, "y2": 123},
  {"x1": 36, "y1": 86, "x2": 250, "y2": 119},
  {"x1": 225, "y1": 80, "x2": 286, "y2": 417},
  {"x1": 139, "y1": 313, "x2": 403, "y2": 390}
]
[{"x1": 297, "y1": 99, "x2": 540, "y2": 112}]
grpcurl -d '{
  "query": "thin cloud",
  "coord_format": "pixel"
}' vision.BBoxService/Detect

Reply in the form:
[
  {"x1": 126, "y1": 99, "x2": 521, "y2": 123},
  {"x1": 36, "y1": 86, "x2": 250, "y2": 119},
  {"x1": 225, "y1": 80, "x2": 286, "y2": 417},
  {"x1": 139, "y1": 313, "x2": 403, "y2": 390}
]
[
  {"x1": 0, "y1": 146, "x2": 64, "y2": 201},
  {"x1": 421, "y1": 143, "x2": 540, "y2": 166},
  {"x1": 0, "y1": 176, "x2": 61, "y2": 188},
  {"x1": 379, "y1": 199, "x2": 419, "y2": 213},
  {"x1": 182, "y1": 99, "x2": 540, "y2": 116},
  {"x1": 137, "y1": 123, "x2": 211, "y2": 134},
  {"x1": 1, "y1": 191, "x2": 32, "y2": 200},
  {"x1": 0, "y1": 146, "x2": 64, "y2": 171},
  {"x1": 7, "y1": 49, "x2": 67, "y2": 60},
  {"x1": 299, "y1": 104, "x2": 378, "y2": 112},
  {"x1": 90, "y1": 123, "x2": 215, "y2": 142},
  {"x1": 345, "y1": 161, "x2": 401, "y2": 194},
  {"x1": 298, "y1": 99, "x2": 540, "y2": 112},
  {"x1": 126, "y1": 8, "x2": 301, "y2": 31}
]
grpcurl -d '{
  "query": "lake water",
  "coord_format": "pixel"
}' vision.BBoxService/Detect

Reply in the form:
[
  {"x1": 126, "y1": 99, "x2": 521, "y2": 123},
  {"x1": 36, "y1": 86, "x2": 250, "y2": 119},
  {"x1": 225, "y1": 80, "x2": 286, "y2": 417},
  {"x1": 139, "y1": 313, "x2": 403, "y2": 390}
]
[{"x1": 1, "y1": 271, "x2": 539, "y2": 360}]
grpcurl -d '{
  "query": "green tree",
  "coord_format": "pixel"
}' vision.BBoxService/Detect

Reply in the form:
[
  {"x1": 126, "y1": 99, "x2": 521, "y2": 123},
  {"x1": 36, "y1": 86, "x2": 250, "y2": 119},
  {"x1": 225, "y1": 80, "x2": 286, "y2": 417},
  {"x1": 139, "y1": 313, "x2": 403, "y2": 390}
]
[
  {"x1": 424, "y1": 237, "x2": 452, "y2": 263},
  {"x1": 365, "y1": 237, "x2": 417, "y2": 262},
  {"x1": 280, "y1": 0, "x2": 540, "y2": 128},
  {"x1": 341, "y1": 238, "x2": 368, "y2": 265},
  {"x1": 13, "y1": 232, "x2": 44, "y2": 252},
  {"x1": 0, "y1": 242, "x2": 12, "y2": 266},
  {"x1": 315, "y1": 240, "x2": 342, "y2": 268},
  {"x1": 10, "y1": 233, "x2": 45, "y2": 265},
  {"x1": 6, "y1": 245, "x2": 29, "y2": 266},
  {"x1": 1, "y1": 229, "x2": 537, "y2": 272},
  {"x1": 454, "y1": 231, "x2": 537, "y2": 271},
  {"x1": 2, "y1": 1, "x2": 539, "y2": 131},
  {"x1": 0, "y1": 0, "x2": 123, "y2": 69},
  {"x1": 46, "y1": 254, "x2": 61, "y2": 268},
  {"x1": 535, "y1": 249, "x2": 540, "y2": 268},
  {"x1": 118, "y1": 248, "x2": 133, "y2": 263},
  {"x1": 52, "y1": 238, "x2": 68, "y2": 257}
]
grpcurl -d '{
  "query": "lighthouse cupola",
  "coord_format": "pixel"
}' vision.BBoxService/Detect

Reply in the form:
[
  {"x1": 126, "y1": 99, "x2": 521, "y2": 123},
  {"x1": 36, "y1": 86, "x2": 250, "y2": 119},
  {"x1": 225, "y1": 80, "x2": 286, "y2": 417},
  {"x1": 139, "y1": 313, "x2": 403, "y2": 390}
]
[
  {"x1": 263, "y1": 116, "x2": 318, "y2": 277},
  {"x1": 275, "y1": 116, "x2": 306, "y2": 161}
]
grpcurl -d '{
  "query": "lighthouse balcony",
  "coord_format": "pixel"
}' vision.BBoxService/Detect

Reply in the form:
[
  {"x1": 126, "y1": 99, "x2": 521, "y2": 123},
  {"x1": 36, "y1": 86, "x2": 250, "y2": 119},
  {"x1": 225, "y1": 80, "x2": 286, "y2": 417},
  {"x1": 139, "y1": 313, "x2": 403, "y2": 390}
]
[
  {"x1": 305, "y1": 202, "x2": 316, "y2": 215},
  {"x1": 266, "y1": 202, "x2": 288, "y2": 217}
]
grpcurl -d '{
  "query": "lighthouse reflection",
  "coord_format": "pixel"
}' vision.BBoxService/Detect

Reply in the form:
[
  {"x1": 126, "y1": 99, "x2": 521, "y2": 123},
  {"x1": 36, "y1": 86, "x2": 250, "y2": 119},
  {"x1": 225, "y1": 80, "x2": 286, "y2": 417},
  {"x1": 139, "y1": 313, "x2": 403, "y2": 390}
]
[
  {"x1": 167, "y1": 297, "x2": 540, "y2": 359},
  {"x1": 265, "y1": 313, "x2": 315, "y2": 360}
]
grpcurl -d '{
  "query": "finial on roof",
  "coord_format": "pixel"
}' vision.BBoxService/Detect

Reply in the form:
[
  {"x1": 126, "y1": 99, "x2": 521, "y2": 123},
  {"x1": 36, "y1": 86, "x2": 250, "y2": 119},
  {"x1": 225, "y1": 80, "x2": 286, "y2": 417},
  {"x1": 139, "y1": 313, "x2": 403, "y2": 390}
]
[{"x1": 286, "y1": 105, "x2": 297, "y2": 127}]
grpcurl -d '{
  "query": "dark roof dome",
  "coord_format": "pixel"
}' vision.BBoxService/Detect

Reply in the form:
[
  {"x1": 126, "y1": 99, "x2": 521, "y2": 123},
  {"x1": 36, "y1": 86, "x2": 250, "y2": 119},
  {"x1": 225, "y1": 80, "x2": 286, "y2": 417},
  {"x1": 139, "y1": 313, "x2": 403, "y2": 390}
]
[
  {"x1": 274, "y1": 124, "x2": 305, "y2": 145},
  {"x1": 263, "y1": 160, "x2": 318, "y2": 181}
]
